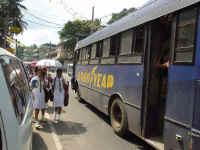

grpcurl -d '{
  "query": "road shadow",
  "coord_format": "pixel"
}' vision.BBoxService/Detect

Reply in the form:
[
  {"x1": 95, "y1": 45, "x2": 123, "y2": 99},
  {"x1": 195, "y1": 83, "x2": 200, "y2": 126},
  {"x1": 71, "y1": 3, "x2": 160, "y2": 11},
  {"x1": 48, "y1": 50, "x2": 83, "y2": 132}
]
[
  {"x1": 35, "y1": 122, "x2": 52, "y2": 133},
  {"x1": 45, "y1": 105, "x2": 67, "y2": 114},
  {"x1": 84, "y1": 102, "x2": 110, "y2": 124},
  {"x1": 32, "y1": 132, "x2": 48, "y2": 150},
  {"x1": 51, "y1": 120, "x2": 87, "y2": 136},
  {"x1": 83, "y1": 101, "x2": 155, "y2": 150}
]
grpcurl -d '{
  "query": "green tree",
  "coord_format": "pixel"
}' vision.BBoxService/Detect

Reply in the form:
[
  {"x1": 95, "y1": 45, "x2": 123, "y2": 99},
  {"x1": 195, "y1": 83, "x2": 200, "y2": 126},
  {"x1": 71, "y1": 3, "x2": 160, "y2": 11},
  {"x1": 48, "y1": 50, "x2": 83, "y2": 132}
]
[
  {"x1": 0, "y1": 0, "x2": 27, "y2": 47},
  {"x1": 107, "y1": 7, "x2": 136, "y2": 24},
  {"x1": 58, "y1": 19, "x2": 103, "y2": 54}
]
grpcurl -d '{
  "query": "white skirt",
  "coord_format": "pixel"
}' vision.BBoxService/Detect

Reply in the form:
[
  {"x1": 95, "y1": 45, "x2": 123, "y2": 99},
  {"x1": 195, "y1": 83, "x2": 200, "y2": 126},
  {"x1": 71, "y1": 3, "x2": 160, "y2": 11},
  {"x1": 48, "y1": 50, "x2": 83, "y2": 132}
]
[
  {"x1": 33, "y1": 91, "x2": 45, "y2": 109},
  {"x1": 53, "y1": 90, "x2": 65, "y2": 107}
]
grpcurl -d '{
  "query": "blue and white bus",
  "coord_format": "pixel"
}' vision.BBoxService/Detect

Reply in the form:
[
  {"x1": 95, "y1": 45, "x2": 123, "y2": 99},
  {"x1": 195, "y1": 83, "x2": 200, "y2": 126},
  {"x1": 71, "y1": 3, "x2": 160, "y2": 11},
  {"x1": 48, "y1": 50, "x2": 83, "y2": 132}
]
[{"x1": 72, "y1": 0, "x2": 200, "y2": 149}]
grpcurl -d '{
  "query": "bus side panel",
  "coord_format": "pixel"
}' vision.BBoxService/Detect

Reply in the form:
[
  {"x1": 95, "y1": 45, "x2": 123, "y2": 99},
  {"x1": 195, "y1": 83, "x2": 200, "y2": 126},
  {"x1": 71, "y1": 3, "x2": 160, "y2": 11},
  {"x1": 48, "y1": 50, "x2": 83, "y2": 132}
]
[
  {"x1": 164, "y1": 121, "x2": 191, "y2": 150},
  {"x1": 164, "y1": 66, "x2": 196, "y2": 150},
  {"x1": 76, "y1": 64, "x2": 144, "y2": 135},
  {"x1": 125, "y1": 104, "x2": 142, "y2": 136}
]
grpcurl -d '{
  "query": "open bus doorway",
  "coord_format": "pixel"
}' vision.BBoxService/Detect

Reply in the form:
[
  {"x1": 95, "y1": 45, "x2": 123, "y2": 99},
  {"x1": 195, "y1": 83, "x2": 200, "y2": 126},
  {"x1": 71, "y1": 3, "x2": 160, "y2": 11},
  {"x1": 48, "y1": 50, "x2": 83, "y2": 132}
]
[{"x1": 143, "y1": 15, "x2": 172, "y2": 141}]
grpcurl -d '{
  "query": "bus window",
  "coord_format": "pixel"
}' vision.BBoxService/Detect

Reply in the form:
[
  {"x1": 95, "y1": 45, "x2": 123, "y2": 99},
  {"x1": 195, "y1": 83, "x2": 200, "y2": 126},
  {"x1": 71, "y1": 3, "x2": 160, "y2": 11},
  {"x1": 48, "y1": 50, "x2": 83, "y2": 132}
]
[
  {"x1": 90, "y1": 44, "x2": 99, "y2": 64},
  {"x1": 117, "y1": 27, "x2": 144, "y2": 64},
  {"x1": 101, "y1": 38, "x2": 115, "y2": 64},
  {"x1": 134, "y1": 26, "x2": 145, "y2": 56},
  {"x1": 110, "y1": 34, "x2": 121, "y2": 56},
  {"x1": 102, "y1": 38, "x2": 110, "y2": 58},
  {"x1": 91, "y1": 44, "x2": 96, "y2": 59},
  {"x1": 78, "y1": 49, "x2": 82, "y2": 64},
  {"x1": 96, "y1": 41, "x2": 103, "y2": 58},
  {"x1": 84, "y1": 48, "x2": 87, "y2": 60},
  {"x1": 76, "y1": 49, "x2": 80, "y2": 63},
  {"x1": 119, "y1": 29, "x2": 133, "y2": 56},
  {"x1": 87, "y1": 46, "x2": 92, "y2": 60},
  {"x1": 174, "y1": 8, "x2": 198, "y2": 64},
  {"x1": 82, "y1": 48, "x2": 88, "y2": 64}
]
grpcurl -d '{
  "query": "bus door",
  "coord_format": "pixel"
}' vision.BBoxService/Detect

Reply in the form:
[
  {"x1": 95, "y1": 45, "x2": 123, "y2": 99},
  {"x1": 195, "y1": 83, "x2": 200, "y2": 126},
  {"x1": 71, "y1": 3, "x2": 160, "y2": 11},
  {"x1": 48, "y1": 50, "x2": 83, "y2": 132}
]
[{"x1": 142, "y1": 17, "x2": 172, "y2": 139}]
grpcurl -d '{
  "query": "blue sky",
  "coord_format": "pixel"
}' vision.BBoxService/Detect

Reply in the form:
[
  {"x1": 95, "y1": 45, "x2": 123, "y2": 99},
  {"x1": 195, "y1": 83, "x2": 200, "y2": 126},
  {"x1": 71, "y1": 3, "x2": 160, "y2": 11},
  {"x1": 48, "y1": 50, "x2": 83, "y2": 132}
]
[{"x1": 17, "y1": 0, "x2": 149, "y2": 46}]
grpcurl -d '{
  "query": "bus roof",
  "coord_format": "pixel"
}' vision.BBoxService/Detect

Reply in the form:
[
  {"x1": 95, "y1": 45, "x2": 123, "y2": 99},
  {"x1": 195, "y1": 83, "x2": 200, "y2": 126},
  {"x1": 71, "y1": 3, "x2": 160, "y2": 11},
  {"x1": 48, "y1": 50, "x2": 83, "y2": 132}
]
[{"x1": 75, "y1": 0, "x2": 200, "y2": 50}]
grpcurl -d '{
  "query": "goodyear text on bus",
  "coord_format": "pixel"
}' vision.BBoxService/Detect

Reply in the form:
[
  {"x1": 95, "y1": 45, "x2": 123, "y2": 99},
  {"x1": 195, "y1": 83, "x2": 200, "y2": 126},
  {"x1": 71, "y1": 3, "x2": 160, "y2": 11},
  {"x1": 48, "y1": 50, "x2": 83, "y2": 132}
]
[{"x1": 77, "y1": 66, "x2": 114, "y2": 89}]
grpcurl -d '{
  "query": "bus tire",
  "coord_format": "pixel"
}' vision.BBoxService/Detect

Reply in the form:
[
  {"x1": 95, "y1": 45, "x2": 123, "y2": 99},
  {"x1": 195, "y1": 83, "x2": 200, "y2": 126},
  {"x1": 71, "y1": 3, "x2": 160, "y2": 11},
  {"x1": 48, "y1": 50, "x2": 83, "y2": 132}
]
[
  {"x1": 76, "y1": 88, "x2": 85, "y2": 103},
  {"x1": 110, "y1": 98, "x2": 128, "y2": 136}
]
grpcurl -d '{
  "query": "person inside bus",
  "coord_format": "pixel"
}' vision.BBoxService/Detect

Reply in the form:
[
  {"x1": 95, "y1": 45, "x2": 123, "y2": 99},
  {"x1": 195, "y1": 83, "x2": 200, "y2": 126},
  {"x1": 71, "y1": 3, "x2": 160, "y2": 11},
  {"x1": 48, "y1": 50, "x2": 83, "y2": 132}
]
[
  {"x1": 156, "y1": 15, "x2": 171, "y2": 99},
  {"x1": 156, "y1": 15, "x2": 172, "y2": 135},
  {"x1": 146, "y1": 15, "x2": 172, "y2": 137}
]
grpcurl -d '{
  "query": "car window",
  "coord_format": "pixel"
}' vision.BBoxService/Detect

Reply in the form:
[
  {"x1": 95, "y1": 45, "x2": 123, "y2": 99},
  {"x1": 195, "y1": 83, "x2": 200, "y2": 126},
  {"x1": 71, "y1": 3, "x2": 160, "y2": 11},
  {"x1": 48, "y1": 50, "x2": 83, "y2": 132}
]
[{"x1": 0, "y1": 56, "x2": 30, "y2": 123}]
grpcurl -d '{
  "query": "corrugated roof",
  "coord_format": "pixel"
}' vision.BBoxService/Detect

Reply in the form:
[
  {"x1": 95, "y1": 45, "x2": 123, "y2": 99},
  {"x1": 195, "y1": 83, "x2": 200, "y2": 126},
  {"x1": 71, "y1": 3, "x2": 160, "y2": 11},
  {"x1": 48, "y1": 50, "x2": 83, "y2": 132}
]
[{"x1": 76, "y1": 0, "x2": 200, "y2": 50}]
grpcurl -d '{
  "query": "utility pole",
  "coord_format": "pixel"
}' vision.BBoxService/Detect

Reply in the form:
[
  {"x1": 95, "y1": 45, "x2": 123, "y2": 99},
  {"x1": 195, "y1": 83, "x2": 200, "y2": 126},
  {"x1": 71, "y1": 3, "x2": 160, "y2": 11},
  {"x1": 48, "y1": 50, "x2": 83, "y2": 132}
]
[
  {"x1": 92, "y1": 6, "x2": 95, "y2": 22},
  {"x1": 49, "y1": 41, "x2": 51, "y2": 58}
]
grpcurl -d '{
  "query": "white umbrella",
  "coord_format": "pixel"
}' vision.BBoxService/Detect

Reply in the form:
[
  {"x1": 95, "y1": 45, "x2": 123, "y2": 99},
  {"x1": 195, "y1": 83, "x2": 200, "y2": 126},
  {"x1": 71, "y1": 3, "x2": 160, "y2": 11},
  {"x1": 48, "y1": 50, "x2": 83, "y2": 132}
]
[{"x1": 36, "y1": 59, "x2": 62, "y2": 68}]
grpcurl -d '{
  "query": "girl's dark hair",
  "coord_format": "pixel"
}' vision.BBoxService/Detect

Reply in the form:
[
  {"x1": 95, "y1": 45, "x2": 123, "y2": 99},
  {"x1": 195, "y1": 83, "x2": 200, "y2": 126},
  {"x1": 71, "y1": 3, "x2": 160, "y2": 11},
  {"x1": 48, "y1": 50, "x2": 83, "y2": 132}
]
[
  {"x1": 35, "y1": 67, "x2": 38, "y2": 73},
  {"x1": 57, "y1": 68, "x2": 62, "y2": 73}
]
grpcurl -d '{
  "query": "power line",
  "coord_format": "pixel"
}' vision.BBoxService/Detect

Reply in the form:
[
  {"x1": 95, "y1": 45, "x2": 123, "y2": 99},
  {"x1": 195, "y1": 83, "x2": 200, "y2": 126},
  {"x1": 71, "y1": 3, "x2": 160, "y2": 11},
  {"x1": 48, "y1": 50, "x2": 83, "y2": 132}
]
[
  {"x1": 25, "y1": 19, "x2": 63, "y2": 28},
  {"x1": 25, "y1": 8, "x2": 67, "y2": 22},
  {"x1": 23, "y1": 9, "x2": 64, "y2": 26},
  {"x1": 59, "y1": 0, "x2": 88, "y2": 20}
]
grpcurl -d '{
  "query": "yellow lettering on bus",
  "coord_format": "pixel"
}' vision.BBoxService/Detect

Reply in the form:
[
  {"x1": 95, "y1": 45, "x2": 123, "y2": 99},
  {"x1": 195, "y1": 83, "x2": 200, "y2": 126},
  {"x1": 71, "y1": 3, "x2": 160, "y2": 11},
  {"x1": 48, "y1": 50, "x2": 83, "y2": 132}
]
[
  {"x1": 81, "y1": 72, "x2": 84, "y2": 82},
  {"x1": 84, "y1": 72, "x2": 86, "y2": 83},
  {"x1": 97, "y1": 73, "x2": 102, "y2": 88},
  {"x1": 101, "y1": 74, "x2": 107, "y2": 88},
  {"x1": 107, "y1": 75, "x2": 114, "y2": 88},
  {"x1": 93, "y1": 74, "x2": 97, "y2": 87},
  {"x1": 80, "y1": 72, "x2": 82, "y2": 81},
  {"x1": 87, "y1": 73, "x2": 91, "y2": 84}
]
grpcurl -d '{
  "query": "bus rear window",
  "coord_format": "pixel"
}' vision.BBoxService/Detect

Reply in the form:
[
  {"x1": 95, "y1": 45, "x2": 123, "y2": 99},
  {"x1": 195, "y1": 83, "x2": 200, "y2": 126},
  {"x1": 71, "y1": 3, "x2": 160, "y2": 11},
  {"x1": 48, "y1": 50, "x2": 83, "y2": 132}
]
[{"x1": 174, "y1": 8, "x2": 198, "y2": 64}]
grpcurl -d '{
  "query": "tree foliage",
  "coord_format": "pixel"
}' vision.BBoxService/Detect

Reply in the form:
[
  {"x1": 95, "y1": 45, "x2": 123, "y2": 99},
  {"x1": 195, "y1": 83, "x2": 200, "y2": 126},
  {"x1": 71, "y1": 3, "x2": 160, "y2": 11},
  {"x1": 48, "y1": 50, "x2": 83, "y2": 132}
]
[
  {"x1": 58, "y1": 19, "x2": 103, "y2": 53},
  {"x1": 107, "y1": 7, "x2": 136, "y2": 24},
  {"x1": 25, "y1": 44, "x2": 37, "y2": 50},
  {"x1": 41, "y1": 43, "x2": 56, "y2": 47},
  {"x1": 0, "y1": 0, "x2": 27, "y2": 36}
]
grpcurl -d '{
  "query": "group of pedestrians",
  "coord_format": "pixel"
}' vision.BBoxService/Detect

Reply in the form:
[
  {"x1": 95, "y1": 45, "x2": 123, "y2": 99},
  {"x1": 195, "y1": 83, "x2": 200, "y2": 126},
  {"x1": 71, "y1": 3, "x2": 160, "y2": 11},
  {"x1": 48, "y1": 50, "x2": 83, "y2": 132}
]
[{"x1": 30, "y1": 67, "x2": 68, "y2": 128}]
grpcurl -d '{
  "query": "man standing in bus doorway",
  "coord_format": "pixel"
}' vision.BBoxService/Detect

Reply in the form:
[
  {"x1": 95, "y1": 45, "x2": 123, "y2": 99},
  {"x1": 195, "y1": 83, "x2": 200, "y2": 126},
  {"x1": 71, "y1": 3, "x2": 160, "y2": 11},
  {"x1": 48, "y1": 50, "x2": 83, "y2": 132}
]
[
  {"x1": 31, "y1": 67, "x2": 47, "y2": 128},
  {"x1": 155, "y1": 15, "x2": 172, "y2": 134},
  {"x1": 52, "y1": 68, "x2": 67, "y2": 122},
  {"x1": 156, "y1": 15, "x2": 172, "y2": 98}
]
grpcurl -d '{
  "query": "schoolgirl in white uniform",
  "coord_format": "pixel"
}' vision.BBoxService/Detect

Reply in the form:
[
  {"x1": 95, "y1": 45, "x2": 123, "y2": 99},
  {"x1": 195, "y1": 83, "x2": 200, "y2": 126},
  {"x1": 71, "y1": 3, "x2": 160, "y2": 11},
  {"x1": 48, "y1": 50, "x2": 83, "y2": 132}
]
[
  {"x1": 53, "y1": 68, "x2": 66, "y2": 122},
  {"x1": 30, "y1": 68, "x2": 46, "y2": 127}
]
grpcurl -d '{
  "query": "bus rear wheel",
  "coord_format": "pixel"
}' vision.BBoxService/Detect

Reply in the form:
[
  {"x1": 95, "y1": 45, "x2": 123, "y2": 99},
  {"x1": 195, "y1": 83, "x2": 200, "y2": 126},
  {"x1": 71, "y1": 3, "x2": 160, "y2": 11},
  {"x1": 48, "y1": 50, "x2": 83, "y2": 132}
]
[{"x1": 110, "y1": 98, "x2": 128, "y2": 136}]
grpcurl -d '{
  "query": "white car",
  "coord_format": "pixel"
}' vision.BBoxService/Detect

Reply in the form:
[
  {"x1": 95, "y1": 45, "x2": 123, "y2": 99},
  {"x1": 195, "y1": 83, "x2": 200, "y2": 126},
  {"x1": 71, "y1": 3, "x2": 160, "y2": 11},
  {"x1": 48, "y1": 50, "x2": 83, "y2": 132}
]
[{"x1": 0, "y1": 48, "x2": 33, "y2": 150}]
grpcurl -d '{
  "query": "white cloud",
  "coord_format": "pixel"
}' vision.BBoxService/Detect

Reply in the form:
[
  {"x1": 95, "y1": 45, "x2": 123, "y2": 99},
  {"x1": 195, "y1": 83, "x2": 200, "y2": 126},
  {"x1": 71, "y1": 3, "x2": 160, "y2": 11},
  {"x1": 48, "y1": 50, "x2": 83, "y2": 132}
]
[
  {"x1": 17, "y1": 0, "x2": 150, "y2": 46},
  {"x1": 17, "y1": 28, "x2": 59, "y2": 46}
]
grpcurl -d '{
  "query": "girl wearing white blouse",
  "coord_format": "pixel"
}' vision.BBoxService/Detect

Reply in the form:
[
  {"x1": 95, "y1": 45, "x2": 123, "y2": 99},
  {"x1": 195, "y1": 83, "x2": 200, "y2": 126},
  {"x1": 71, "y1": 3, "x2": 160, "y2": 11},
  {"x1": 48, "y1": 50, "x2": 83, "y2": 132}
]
[{"x1": 52, "y1": 68, "x2": 66, "y2": 122}]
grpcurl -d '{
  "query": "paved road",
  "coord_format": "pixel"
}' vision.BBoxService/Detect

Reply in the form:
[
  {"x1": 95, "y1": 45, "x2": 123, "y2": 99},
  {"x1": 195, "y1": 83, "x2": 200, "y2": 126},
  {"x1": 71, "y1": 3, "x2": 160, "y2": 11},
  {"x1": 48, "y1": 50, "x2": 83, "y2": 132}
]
[{"x1": 33, "y1": 78, "x2": 154, "y2": 150}]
